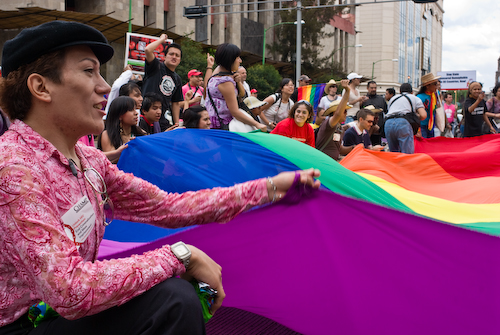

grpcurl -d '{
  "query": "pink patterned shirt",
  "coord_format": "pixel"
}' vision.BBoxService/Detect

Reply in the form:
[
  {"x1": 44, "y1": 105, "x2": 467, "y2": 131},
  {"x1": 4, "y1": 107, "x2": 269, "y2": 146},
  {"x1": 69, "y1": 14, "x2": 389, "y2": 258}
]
[{"x1": 0, "y1": 120, "x2": 269, "y2": 326}]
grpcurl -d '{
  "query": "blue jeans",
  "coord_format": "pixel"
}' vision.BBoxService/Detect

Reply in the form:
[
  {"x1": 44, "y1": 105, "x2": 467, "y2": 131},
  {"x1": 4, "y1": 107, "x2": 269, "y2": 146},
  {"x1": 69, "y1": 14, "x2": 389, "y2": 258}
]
[
  {"x1": 384, "y1": 117, "x2": 414, "y2": 154},
  {"x1": 420, "y1": 124, "x2": 434, "y2": 138},
  {"x1": 345, "y1": 116, "x2": 355, "y2": 124}
]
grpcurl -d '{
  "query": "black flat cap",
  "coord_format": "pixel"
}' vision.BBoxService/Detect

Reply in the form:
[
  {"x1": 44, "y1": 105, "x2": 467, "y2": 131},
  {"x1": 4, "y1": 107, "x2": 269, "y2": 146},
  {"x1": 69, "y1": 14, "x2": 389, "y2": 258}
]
[{"x1": 1, "y1": 21, "x2": 114, "y2": 78}]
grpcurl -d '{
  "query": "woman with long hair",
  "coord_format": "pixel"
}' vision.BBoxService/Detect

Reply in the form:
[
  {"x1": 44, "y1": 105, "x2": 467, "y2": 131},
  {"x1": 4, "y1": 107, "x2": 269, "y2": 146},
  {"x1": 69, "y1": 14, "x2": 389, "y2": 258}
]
[
  {"x1": 260, "y1": 78, "x2": 295, "y2": 132},
  {"x1": 205, "y1": 43, "x2": 266, "y2": 131},
  {"x1": 463, "y1": 81, "x2": 493, "y2": 137},
  {"x1": 271, "y1": 100, "x2": 315, "y2": 147},
  {"x1": 99, "y1": 96, "x2": 145, "y2": 163},
  {"x1": 184, "y1": 105, "x2": 212, "y2": 129}
]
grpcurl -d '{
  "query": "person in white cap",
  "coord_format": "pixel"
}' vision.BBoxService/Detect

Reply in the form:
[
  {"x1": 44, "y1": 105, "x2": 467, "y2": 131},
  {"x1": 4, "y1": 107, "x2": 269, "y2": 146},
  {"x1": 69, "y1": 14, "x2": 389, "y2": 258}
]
[{"x1": 342, "y1": 72, "x2": 368, "y2": 123}]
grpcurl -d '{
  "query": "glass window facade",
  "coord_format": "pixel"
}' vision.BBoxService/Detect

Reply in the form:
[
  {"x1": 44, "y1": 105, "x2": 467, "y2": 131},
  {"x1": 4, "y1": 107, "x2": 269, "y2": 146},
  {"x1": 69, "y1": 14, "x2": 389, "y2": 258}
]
[
  {"x1": 398, "y1": 2, "x2": 406, "y2": 83},
  {"x1": 398, "y1": 3, "x2": 432, "y2": 86}
]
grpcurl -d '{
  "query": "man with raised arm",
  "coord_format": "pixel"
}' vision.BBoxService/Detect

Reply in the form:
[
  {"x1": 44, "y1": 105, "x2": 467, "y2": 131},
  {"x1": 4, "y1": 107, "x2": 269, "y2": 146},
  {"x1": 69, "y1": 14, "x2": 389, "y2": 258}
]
[{"x1": 142, "y1": 34, "x2": 184, "y2": 130}]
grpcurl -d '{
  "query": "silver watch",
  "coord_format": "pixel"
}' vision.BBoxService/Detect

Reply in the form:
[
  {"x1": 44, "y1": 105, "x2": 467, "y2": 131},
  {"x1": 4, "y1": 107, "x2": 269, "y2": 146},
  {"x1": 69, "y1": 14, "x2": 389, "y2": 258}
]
[{"x1": 170, "y1": 241, "x2": 191, "y2": 269}]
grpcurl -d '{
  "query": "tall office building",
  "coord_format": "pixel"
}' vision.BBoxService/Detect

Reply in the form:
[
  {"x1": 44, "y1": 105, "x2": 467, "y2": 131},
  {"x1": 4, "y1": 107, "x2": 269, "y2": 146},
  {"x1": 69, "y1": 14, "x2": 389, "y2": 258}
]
[{"x1": 355, "y1": 0, "x2": 444, "y2": 91}]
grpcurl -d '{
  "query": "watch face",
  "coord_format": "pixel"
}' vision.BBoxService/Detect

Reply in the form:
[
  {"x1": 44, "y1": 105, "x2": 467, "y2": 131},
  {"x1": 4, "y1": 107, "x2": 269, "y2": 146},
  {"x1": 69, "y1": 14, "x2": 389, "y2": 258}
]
[{"x1": 173, "y1": 244, "x2": 190, "y2": 258}]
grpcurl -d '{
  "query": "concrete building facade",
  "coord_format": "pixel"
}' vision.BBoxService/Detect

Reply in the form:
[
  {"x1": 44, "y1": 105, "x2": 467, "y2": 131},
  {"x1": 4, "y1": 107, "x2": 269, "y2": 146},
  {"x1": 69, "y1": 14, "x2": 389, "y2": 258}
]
[
  {"x1": 355, "y1": 0, "x2": 444, "y2": 93},
  {"x1": 1, "y1": 0, "x2": 364, "y2": 82}
]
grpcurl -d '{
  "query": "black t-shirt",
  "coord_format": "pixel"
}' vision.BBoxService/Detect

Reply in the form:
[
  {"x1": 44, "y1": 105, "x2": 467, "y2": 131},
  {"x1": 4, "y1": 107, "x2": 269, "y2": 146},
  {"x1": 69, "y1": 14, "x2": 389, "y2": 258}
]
[
  {"x1": 139, "y1": 116, "x2": 154, "y2": 135},
  {"x1": 142, "y1": 58, "x2": 183, "y2": 131},
  {"x1": 362, "y1": 94, "x2": 387, "y2": 143},
  {"x1": 463, "y1": 97, "x2": 487, "y2": 137}
]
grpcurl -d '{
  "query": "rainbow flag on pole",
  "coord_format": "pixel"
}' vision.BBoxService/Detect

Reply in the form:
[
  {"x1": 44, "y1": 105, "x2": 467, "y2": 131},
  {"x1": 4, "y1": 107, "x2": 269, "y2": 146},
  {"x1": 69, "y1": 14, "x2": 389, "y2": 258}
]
[{"x1": 297, "y1": 83, "x2": 326, "y2": 114}]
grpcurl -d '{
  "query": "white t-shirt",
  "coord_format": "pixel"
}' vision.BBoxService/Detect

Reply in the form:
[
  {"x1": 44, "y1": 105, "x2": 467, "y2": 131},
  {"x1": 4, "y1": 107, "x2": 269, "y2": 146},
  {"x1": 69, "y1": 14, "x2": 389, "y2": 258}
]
[
  {"x1": 263, "y1": 94, "x2": 294, "y2": 132},
  {"x1": 342, "y1": 88, "x2": 361, "y2": 117},
  {"x1": 318, "y1": 95, "x2": 341, "y2": 112}
]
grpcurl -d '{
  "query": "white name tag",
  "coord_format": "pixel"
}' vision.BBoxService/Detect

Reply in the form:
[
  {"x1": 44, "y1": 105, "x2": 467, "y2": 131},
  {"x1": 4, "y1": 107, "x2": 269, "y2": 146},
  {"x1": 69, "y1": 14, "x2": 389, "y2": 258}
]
[
  {"x1": 333, "y1": 133, "x2": 341, "y2": 142},
  {"x1": 62, "y1": 195, "x2": 96, "y2": 248}
]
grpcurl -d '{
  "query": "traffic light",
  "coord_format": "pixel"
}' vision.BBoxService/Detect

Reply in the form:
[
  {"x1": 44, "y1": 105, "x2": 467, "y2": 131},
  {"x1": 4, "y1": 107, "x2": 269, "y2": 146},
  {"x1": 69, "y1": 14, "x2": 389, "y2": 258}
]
[{"x1": 184, "y1": 6, "x2": 207, "y2": 19}]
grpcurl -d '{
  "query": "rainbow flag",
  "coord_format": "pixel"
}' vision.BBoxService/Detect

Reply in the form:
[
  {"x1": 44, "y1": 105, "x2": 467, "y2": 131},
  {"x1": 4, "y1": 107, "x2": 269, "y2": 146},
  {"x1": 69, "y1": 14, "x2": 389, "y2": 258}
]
[
  {"x1": 100, "y1": 130, "x2": 500, "y2": 335},
  {"x1": 297, "y1": 83, "x2": 326, "y2": 114}
]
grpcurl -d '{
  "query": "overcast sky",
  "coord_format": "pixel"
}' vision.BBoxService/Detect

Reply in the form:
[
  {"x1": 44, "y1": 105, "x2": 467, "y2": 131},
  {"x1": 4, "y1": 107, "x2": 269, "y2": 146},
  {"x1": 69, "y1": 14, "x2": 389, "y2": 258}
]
[{"x1": 442, "y1": 0, "x2": 500, "y2": 92}]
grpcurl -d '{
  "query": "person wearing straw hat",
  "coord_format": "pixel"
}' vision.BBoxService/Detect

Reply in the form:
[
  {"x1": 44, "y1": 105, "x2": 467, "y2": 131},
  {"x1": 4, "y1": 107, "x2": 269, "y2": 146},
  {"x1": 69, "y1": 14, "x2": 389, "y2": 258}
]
[
  {"x1": 0, "y1": 20, "x2": 321, "y2": 334},
  {"x1": 315, "y1": 79, "x2": 356, "y2": 160},
  {"x1": 417, "y1": 73, "x2": 442, "y2": 138},
  {"x1": 317, "y1": 79, "x2": 341, "y2": 118},
  {"x1": 244, "y1": 96, "x2": 268, "y2": 119}
]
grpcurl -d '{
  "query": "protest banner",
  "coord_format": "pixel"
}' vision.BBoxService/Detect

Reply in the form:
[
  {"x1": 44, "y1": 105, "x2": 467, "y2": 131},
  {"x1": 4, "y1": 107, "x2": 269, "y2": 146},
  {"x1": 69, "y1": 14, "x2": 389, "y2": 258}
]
[
  {"x1": 125, "y1": 33, "x2": 173, "y2": 74},
  {"x1": 437, "y1": 71, "x2": 476, "y2": 90}
]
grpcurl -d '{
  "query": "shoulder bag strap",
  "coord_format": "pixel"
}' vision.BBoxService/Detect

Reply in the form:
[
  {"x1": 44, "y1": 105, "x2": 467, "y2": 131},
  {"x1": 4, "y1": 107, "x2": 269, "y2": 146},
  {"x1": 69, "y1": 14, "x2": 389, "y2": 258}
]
[
  {"x1": 401, "y1": 94, "x2": 414, "y2": 113},
  {"x1": 207, "y1": 76, "x2": 225, "y2": 126},
  {"x1": 388, "y1": 94, "x2": 404, "y2": 109}
]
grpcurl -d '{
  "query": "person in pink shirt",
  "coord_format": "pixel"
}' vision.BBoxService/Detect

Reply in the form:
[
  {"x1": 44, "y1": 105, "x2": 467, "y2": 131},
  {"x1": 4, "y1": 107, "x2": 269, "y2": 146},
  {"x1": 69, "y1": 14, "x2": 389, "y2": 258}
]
[
  {"x1": 0, "y1": 21, "x2": 320, "y2": 334},
  {"x1": 443, "y1": 92, "x2": 457, "y2": 136},
  {"x1": 182, "y1": 69, "x2": 204, "y2": 108}
]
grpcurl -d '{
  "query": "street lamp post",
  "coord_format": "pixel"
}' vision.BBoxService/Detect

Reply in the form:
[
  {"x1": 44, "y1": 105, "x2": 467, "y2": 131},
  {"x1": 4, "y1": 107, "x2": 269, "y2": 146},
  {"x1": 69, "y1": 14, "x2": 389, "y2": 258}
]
[
  {"x1": 262, "y1": 20, "x2": 305, "y2": 66},
  {"x1": 372, "y1": 58, "x2": 398, "y2": 80},
  {"x1": 331, "y1": 44, "x2": 362, "y2": 76}
]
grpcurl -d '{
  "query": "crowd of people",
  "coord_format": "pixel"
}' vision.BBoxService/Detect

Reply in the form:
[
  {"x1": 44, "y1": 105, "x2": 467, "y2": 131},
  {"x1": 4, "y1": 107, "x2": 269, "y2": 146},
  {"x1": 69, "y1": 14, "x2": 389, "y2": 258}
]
[
  {"x1": 1, "y1": 19, "x2": 500, "y2": 334},
  {"x1": 95, "y1": 35, "x2": 500, "y2": 161}
]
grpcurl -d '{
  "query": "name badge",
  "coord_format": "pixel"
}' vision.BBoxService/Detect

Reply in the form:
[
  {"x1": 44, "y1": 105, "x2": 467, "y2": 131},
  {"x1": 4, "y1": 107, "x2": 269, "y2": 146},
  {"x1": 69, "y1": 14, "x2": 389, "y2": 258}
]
[
  {"x1": 333, "y1": 133, "x2": 341, "y2": 142},
  {"x1": 62, "y1": 195, "x2": 96, "y2": 248}
]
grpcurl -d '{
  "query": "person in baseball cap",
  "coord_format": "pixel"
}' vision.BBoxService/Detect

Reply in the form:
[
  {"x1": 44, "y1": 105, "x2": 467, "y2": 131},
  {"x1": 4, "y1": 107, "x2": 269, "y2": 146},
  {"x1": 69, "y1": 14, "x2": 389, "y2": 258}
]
[
  {"x1": 183, "y1": 69, "x2": 204, "y2": 107},
  {"x1": 298, "y1": 74, "x2": 312, "y2": 87}
]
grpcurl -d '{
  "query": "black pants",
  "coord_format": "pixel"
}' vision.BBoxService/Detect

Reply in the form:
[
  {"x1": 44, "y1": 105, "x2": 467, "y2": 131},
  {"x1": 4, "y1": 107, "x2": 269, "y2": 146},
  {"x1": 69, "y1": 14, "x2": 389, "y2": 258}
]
[{"x1": 1, "y1": 278, "x2": 205, "y2": 335}]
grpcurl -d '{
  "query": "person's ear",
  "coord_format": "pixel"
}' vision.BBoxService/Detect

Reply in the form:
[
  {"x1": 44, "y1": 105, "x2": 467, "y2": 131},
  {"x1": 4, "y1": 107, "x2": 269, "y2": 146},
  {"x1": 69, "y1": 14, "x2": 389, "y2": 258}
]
[{"x1": 26, "y1": 73, "x2": 52, "y2": 103}]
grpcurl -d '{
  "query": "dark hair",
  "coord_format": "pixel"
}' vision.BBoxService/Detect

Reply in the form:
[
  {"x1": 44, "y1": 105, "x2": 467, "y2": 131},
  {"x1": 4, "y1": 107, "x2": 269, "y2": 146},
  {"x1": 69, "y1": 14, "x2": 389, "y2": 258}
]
[
  {"x1": 184, "y1": 105, "x2": 207, "y2": 128},
  {"x1": 214, "y1": 43, "x2": 241, "y2": 71},
  {"x1": 386, "y1": 87, "x2": 396, "y2": 96},
  {"x1": 0, "y1": 49, "x2": 65, "y2": 121},
  {"x1": 288, "y1": 100, "x2": 313, "y2": 123},
  {"x1": 357, "y1": 108, "x2": 375, "y2": 121},
  {"x1": 165, "y1": 43, "x2": 182, "y2": 57},
  {"x1": 277, "y1": 78, "x2": 294, "y2": 94},
  {"x1": 443, "y1": 92, "x2": 452, "y2": 99},
  {"x1": 367, "y1": 80, "x2": 377, "y2": 87},
  {"x1": 101, "y1": 96, "x2": 144, "y2": 149},
  {"x1": 119, "y1": 82, "x2": 141, "y2": 97},
  {"x1": 493, "y1": 83, "x2": 500, "y2": 96},
  {"x1": 400, "y1": 83, "x2": 413, "y2": 94},
  {"x1": 141, "y1": 92, "x2": 163, "y2": 114}
]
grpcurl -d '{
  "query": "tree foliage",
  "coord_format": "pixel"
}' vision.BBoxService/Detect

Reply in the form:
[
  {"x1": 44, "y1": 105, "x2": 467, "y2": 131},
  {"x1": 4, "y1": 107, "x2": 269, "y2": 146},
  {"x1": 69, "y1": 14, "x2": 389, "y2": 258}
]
[
  {"x1": 246, "y1": 64, "x2": 282, "y2": 100},
  {"x1": 176, "y1": 36, "x2": 208, "y2": 84},
  {"x1": 268, "y1": 1, "x2": 344, "y2": 80}
]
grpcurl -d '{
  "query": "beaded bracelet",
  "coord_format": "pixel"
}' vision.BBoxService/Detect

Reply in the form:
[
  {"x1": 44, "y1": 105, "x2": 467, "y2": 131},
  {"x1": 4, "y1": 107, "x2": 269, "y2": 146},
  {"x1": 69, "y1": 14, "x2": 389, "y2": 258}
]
[{"x1": 267, "y1": 177, "x2": 277, "y2": 203}]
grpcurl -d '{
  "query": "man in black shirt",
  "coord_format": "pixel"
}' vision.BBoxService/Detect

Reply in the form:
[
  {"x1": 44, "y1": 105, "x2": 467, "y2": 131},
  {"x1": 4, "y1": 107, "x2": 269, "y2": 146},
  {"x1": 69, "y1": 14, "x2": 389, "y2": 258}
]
[
  {"x1": 142, "y1": 34, "x2": 183, "y2": 131},
  {"x1": 361, "y1": 81, "x2": 387, "y2": 145}
]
